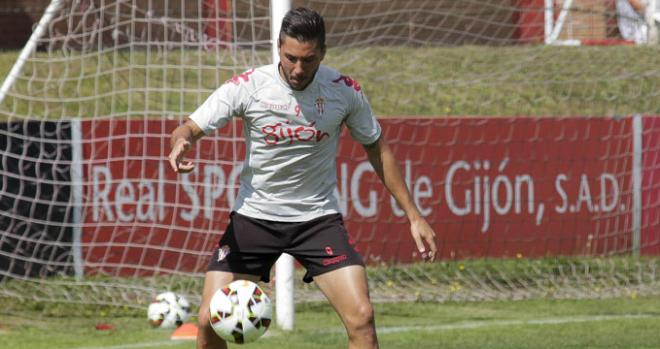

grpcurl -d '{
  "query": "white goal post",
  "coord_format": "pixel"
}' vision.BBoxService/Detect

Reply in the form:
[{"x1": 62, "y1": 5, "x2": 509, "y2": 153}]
[{"x1": 270, "y1": 0, "x2": 295, "y2": 332}]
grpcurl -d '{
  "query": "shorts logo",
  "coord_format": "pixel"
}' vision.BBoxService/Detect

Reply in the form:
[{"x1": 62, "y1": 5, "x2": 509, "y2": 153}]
[
  {"x1": 325, "y1": 246, "x2": 333, "y2": 255},
  {"x1": 323, "y1": 254, "x2": 347, "y2": 266},
  {"x1": 348, "y1": 236, "x2": 360, "y2": 252},
  {"x1": 217, "y1": 245, "x2": 230, "y2": 262}
]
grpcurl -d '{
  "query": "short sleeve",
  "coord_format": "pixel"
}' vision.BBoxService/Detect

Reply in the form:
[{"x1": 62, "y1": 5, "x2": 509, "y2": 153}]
[
  {"x1": 189, "y1": 81, "x2": 246, "y2": 134},
  {"x1": 344, "y1": 88, "x2": 382, "y2": 145}
]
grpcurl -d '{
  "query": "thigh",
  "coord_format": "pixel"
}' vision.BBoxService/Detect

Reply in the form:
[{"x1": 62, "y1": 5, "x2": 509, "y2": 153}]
[{"x1": 312, "y1": 265, "x2": 373, "y2": 322}]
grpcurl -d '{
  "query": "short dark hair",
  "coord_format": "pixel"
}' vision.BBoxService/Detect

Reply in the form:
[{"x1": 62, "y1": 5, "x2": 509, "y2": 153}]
[{"x1": 279, "y1": 7, "x2": 326, "y2": 50}]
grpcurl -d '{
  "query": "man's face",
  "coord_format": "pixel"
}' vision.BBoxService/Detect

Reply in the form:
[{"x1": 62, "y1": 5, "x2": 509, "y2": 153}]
[{"x1": 278, "y1": 35, "x2": 325, "y2": 91}]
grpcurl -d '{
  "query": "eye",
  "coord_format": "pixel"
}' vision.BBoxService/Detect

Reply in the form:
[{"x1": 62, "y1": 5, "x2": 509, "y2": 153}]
[{"x1": 286, "y1": 55, "x2": 297, "y2": 63}]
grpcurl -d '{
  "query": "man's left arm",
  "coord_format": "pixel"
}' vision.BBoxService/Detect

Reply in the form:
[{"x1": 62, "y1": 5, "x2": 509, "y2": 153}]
[{"x1": 363, "y1": 136, "x2": 438, "y2": 261}]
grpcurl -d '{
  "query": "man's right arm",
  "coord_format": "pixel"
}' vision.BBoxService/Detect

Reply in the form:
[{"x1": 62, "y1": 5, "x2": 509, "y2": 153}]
[{"x1": 168, "y1": 119, "x2": 205, "y2": 173}]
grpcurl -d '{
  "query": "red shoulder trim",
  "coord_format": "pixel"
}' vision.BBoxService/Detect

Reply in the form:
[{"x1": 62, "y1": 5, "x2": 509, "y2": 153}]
[
  {"x1": 332, "y1": 75, "x2": 361, "y2": 92},
  {"x1": 225, "y1": 68, "x2": 255, "y2": 85}
]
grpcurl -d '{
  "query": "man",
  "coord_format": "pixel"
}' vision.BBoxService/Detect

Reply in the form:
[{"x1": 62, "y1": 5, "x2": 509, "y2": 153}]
[
  {"x1": 616, "y1": 0, "x2": 648, "y2": 44},
  {"x1": 168, "y1": 7, "x2": 437, "y2": 349}
]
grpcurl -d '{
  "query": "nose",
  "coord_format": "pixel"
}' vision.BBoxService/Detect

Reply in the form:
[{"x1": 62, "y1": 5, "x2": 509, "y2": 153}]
[{"x1": 292, "y1": 61, "x2": 304, "y2": 75}]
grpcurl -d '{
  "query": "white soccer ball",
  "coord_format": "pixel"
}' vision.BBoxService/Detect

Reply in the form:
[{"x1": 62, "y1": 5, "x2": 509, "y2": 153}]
[
  {"x1": 209, "y1": 280, "x2": 272, "y2": 344},
  {"x1": 147, "y1": 291, "x2": 191, "y2": 328}
]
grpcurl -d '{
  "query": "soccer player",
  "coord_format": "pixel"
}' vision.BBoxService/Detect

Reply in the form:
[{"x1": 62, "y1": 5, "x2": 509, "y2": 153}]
[
  {"x1": 168, "y1": 7, "x2": 437, "y2": 349},
  {"x1": 616, "y1": 0, "x2": 649, "y2": 44}
]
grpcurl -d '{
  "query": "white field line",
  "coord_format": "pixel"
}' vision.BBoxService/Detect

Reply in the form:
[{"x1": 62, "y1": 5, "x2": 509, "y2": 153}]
[
  {"x1": 69, "y1": 314, "x2": 658, "y2": 349},
  {"x1": 319, "y1": 314, "x2": 658, "y2": 334},
  {"x1": 72, "y1": 341, "x2": 180, "y2": 349}
]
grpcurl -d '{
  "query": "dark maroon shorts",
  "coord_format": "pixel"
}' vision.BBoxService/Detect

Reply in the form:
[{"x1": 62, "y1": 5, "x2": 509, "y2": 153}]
[{"x1": 207, "y1": 211, "x2": 364, "y2": 283}]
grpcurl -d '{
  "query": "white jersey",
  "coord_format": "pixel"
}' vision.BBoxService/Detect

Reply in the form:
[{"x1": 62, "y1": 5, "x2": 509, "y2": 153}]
[
  {"x1": 190, "y1": 64, "x2": 382, "y2": 221},
  {"x1": 616, "y1": 0, "x2": 648, "y2": 44}
]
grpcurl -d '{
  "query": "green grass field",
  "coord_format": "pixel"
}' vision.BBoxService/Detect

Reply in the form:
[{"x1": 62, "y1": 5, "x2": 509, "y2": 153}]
[{"x1": 2, "y1": 296, "x2": 660, "y2": 349}]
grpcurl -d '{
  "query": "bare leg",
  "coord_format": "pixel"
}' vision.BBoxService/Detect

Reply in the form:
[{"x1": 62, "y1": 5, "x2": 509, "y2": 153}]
[
  {"x1": 197, "y1": 271, "x2": 262, "y2": 349},
  {"x1": 314, "y1": 265, "x2": 379, "y2": 349}
]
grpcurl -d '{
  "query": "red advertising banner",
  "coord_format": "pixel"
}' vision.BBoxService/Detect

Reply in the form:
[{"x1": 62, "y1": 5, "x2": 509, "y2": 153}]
[
  {"x1": 82, "y1": 118, "x2": 239, "y2": 275},
  {"x1": 81, "y1": 117, "x2": 646, "y2": 275},
  {"x1": 337, "y1": 117, "x2": 634, "y2": 262}
]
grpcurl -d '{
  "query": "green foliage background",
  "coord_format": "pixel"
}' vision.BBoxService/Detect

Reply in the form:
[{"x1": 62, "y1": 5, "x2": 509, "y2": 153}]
[{"x1": 2, "y1": 46, "x2": 660, "y2": 118}]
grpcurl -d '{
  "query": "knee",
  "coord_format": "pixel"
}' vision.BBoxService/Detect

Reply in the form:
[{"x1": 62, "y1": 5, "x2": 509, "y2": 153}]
[{"x1": 345, "y1": 303, "x2": 376, "y2": 333}]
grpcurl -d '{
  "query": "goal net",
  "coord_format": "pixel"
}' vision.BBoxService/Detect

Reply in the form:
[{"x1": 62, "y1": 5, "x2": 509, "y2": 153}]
[{"x1": 1, "y1": 0, "x2": 659, "y2": 311}]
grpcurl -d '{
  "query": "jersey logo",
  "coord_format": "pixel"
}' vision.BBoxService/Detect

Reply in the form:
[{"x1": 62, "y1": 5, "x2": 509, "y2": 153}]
[
  {"x1": 332, "y1": 75, "x2": 361, "y2": 92},
  {"x1": 315, "y1": 96, "x2": 325, "y2": 116},
  {"x1": 259, "y1": 101, "x2": 289, "y2": 111},
  {"x1": 261, "y1": 121, "x2": 330, "y2": 145},
  {"x1": 225, "y1": 69, "x2": 255, "y2": 85}
]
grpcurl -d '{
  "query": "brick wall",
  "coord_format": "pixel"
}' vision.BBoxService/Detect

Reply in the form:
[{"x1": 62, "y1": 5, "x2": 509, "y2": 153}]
[{"x1": 556, "y1": 0, "x2": 619, "y2": 40}]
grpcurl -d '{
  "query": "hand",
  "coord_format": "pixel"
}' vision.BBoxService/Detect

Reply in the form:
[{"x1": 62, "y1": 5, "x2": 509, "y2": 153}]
[
  {"x1": 410, "y1": 218, "x2": 437, "y2": 262},
  {"x1": 168, "y1": 138, "x2": 195, "y2": 173}
]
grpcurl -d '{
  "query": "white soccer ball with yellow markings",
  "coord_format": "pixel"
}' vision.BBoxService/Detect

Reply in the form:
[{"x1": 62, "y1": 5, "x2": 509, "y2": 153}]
[{"x1": 209, "y1": 280, "x2": 272, "y2": 344}]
